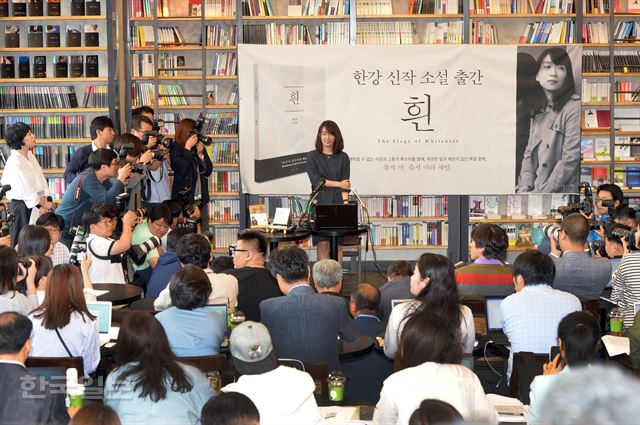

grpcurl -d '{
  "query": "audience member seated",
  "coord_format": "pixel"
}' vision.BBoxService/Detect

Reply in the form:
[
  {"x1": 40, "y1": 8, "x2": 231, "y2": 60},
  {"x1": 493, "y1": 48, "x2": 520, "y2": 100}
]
[
  {"x1": 375, "y1": 311, "x2": 498, "y2": 424},
  {"x1": 550, "y1": 213, "x2": 611, "y2": 301},
  {"x1": 130, "y1": 204, "x2": 173, "y2": 288},
  {"x1": 501, "y1": 250, "x2": 581, "y2": 378},
  {"x1": 224, "y1": 231, "x2": 282, "y2": 322},
  {"x1": 0, "y1": 246, "x2": 38, "y2": 315},
  {"x1": 84, "y1": 202, "x2": 138, "y2": 285},
  {"x1": 146, "y1": 227, "x2": 192, "y2": 298},
  {"x1": 629, "y1": 312, "x2": 640, "y2": 370},
  {"x1": 104, "y1": 312, "x2": 215, "y2": 425},
  {"x1": 29, "y1": 264, "x2": 100, "y2": 374},
  {"x1": 0, "y1": 312, "x2": 69, "y2": 424},
  {"x1": 69, "y1": 403, "x2": 121, "y2": 425},
  {"x1": 36, "y1": 213, "x2": 70, "y2": 266},
  {"x1": 379, "y1": 260, "x2": 413, "y2": 323},
  {"x1": 536, "y1": 365, "x2": 640, "y2": 425},
  {"x1": 201, "y1": 392, "x2": 260, "y2": 425},
  {"x1": 408, "y1": 399, "x2": 463, "y2": 425},
  {"x1": 384, "y1": 253, "x2": 475, "y2": 359},
  {"x1": 30, "y1": 254, "x2": 53, "y2": 297},
  {"x1": 341, "y1": 283, "x2": 393, "y2": 404},
  {"x1": 611, "y1": 227, "x2": 640, "y2": 330},
  {"x1": 312, "y1": 259, "x2": 344, "y2": 297},
  {"x1": 156, "y1": 265, "x2": 226, "y2": 357},
  {"x1": 155, "y1": 234, "x2": 238, "y2": 310},
  {"x1": 260, "y1": 246, "x2": 358, "y2": 371},
  {"x1": 455, "y1": 223, "x2": 513, "y2": 298},
  {"x1": 221, "y1": 321, "x2": 321, "y2": 425},
  {"x1": 17, "y1": 225, "x2": 52, "y2": 258},
  {"x1": 528, "y1": 311, "x2": 601, "y2": 423},
  {"x1": 210, "y1": 256, "x2": 234, "y2": 274}
]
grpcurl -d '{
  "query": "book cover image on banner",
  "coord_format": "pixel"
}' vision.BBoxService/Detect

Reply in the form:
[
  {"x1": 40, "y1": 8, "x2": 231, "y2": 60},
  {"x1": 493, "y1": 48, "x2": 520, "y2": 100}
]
[{"x1": 253, "y1": 63, "x2": 324, "y2": 183}]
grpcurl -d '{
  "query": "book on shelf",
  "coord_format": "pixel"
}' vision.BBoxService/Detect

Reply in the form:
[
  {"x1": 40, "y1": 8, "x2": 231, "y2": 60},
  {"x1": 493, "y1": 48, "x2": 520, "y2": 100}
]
[
  {"x1": 472, "y1": 0, "x2": 573, "y2": 14},
  {"x1": 84, "y1": 24, "x2": 99, "y2": 47},
  {"x1": 206, "y1": 85, "x2": 238, "y2": 106},
  {"x1": 85, "y1": 55, "x2": 98, "y2": 78},
  {"x1": 484, "y1": 195, "x2": 500, "y2": 218},
  {"x1": 592, "y1": 166, "x2": 609, "y2": 186},
  {"x1": 516, "y1": 223, "x2": 533, "y2": 247},
  {"x1": 211, "y1": 52, "x2": 237, "y2": 76},
  {"x1": 615, "y1": 81, "x2": 639, "y2": 103},
  {"x1": 504, "y1": 223, "x2": 517, "y2": 247},
  {"x1": 207, "y1": 141, "x2": 239, "y2": 164},
  {"x1": 29, "y1": 0, "x2": 44, "y2": 16},
  {"x1": 0, "y1": 86, "x2": 83, "y2": 109},
  {"x1": 616, "y1": 109, "x2": 640, "y2": 132},
  {"x1": 613, "y1": 21, "x2": 639, "y2": 44},
  {"x1": 132, "y1": 53, "x2": 154, "y2": 77},
  {"x1": 204, "y1": 0, "x2": 236, "y2": 17},
  {"x1": 594, "y1": 137, "x2": 610, "y2": 161},
  {"x1": 66, "y1": 25, "x2": 82, "y2": 47},
  {"x1": 357, "y1": 22, "x2": 419, "y2": 45},
  {"x1": 12, "y1": 0, "x2": 27, "y2": 17},
  {"x1": 581, "y1": 80, "x2": 609, "y2": 102},
  {"x1": 5, "y1": 26, "x2": 19, "y2": 48},
  {"x1": 210, "y1": 199, "x2": 240, "y2": 222},
  {"x1": 582, "y1": 50, "x2": 610, "y2": 73},
  {"x1": 46, "y1": 25, "x2": 61, "y2": 48},
  {"x1": 206, "y1": 24, "x2": 236, "y2": 47},
  {"x1": 189, "y1": 0, "x2": 202, "y2": 16},
  {"x1": 0, "y1": 115, "x2": 85, "y2": 139},
  {"x1": 472, "y1": 21, "x2": 498, "y2": 44},
  {"x1": 528, "y1": 194, "x2": 545, "y2": 218},
  {"x1": 288, "y1": 0, "x2": 302, "y2": 15},
  {"x1": 469, "y1": 195, "x2": 485, "y2": 217},
  {"x1": 359, "y1": 195, "x2": 448, "y2": 218},
  {"x1": 369, "y1": 221, "x2": 448, "y2": 247},
  {"x1": 357, "y1": 0, "x2": 393, "y2": 14},
  {"x1": 131, "y1": 83, "x2": 189, "y2": 107},
  {"x1": 85, "y1": 0, "x2": 100, "y2": 15},
  {"x1": 507, "y1": 195, "x2": 526, "y2": 219},
  {"x1": 53, "y1": 55, "x2": 67, "y2": 78},
  {"x1": 33, "y1": 55, "x2": 46, "y2": 78},
  {"x1": 583, "y1": 0, "x2": 609, "y2": 13},
  {"x1": 580, "y1": 166, "x2": 592, "y2": 185},
  {"x1": 205, "y1": 112, "x2": 238, "y2": 135},
  {"x1": 70, "y1": 55, "x2": 83, "y2": 77},
  {"x1": 82, "y1": 85, "x2": 108, "y2": 108},
  {"x1": 613, "y1": 51, "x2": 640, "y2": 73},
  {"x1": 210, "y1": 170, "x2": 240, "y2": 193},
  {"x1": 0, "y1": 0, "x2": 7, "y2": 17},
  {"x1": 0, "y1": 56, "x2": 14, "y2": 79},
  {"x1": 518, "y1": 21, "x2": 575, "y2": 44},
  {"x1": 242, "y1": 0, "x2": 273, "y2": 16},
  {"x1": 583, "y1": 109, "x2": 610, "y2": 129},
  {"x1": 248, "y1": 204, "x2": 269, "y2": 228},
  {"x1": 47, "y1": 0, "x2": 61, "y2": 16},
  {"x1": 581, "y1": 138, "x2": 594, "y2": 160},
  {"x1": 614, "y1": 144, "x2": 633, "y2": 161},
  {"x1": 28, "y1": 25, "x2": 44, "y2": 48},
  {"x1": 582, "y1": 22, "x2": 608, "y2": 44},
  {"x1": 532, "y1": 223, "x2": 545, "y2": 246},
  {"x1": 18, "y1": 56, "x2": 29, "y2": 78},
  {"x1": 70, "y1": 0, "x2": 85, "y2": 16},
  {"x1": 614, "y1": 168, "x2": 626, "y2": 187}
]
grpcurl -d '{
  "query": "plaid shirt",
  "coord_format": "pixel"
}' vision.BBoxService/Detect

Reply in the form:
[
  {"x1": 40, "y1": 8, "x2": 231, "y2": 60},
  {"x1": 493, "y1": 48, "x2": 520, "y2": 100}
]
[{"x1": 51, "y1": 241, "x2": 70, "y2": 266}]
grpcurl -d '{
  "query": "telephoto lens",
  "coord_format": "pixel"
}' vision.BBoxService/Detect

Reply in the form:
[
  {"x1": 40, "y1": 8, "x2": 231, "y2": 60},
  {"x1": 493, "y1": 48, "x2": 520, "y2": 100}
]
[{"x1": 543, "y1": 224, "x2": 561, "y2": 240}]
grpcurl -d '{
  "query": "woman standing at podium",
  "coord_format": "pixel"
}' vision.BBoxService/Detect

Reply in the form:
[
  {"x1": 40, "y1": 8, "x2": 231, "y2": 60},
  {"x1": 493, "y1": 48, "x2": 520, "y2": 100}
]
[{"x1": 306, "y1": 120, "x2": 351, "y2": 260}]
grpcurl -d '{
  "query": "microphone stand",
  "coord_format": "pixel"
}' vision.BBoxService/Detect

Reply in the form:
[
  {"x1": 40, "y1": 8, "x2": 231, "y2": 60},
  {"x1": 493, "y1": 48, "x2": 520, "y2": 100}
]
[
  {"x1": 352, "y1": 188, "x2": 386, "y2": 278},
  {"x1": 297, "y1": 180, "x2": 325, "y2": 231}
]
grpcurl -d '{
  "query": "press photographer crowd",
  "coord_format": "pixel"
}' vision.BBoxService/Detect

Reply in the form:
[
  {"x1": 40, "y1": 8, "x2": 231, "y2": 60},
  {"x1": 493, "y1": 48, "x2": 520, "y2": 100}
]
[{"x1": 0, "y1": 110, "x2": 639, "y2": 424}]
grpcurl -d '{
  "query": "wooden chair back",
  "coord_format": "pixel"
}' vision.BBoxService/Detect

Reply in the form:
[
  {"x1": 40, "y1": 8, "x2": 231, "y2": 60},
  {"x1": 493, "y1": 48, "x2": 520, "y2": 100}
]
[
  {"x1": 277, "y1": 358, "x2": 328, "y2": 397},
  {"x1": 510, "y1": 352, "x2": 548, "y2": 404},
  {"x1": 179, "y1": 354, "x2": 232, "y2": 391}
]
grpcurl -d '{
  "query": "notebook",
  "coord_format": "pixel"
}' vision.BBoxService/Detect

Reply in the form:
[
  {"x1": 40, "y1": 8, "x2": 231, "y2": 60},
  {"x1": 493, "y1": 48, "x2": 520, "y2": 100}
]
[
  {"x1": 86, "y1": 301, "x2": 119, "y2": 346},
  {"x1": 315, "y1": 203, "x2": 358, "y2": 231}
]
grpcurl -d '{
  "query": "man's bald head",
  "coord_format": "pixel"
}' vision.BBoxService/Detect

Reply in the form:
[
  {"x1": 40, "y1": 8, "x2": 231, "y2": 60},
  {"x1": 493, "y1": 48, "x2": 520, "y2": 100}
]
[{"x1": 350, "y1": 283, "x2": 381, "y2": 316}]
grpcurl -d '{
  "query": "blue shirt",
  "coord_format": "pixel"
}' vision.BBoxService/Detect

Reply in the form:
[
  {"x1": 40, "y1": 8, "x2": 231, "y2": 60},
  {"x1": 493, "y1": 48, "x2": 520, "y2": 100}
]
[
  {"x1": 155, "y1": 307, "x2": 226, "y2": 357},
  {"x1": 146, "y1": 250, "x2": 181, "y2": 298}
]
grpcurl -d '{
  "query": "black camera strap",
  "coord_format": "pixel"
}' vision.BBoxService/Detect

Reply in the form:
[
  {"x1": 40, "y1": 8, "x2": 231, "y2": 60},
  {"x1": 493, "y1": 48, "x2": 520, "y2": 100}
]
[
  {"x1": 69, "y1": 170, "x2": 89, "y2": 230},
  {"x1": 54, "y1": 328, "x2": 74, "y2": 357},
  {"x1": 87, "y1": 239, "x2": 121, "y2": 264}
]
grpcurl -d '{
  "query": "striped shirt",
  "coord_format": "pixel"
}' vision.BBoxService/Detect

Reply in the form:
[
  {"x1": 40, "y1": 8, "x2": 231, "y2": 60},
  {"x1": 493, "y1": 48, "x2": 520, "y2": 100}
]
[{"x1": 611, "y1": 253, "x2": 640, "y2": 329}]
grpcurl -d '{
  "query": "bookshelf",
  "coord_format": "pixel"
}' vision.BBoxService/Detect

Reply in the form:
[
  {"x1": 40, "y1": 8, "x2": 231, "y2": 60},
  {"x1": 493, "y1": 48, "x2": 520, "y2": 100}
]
[{"x1": 0, "y1": 0, "x2": 118, "y2": 201}]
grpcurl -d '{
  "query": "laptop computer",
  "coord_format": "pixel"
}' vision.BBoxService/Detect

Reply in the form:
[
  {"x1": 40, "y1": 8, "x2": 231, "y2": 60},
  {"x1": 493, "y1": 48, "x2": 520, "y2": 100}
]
[
  {"x1": 86, "y1": 301, "x2": 119, "y2": 346},
  {"x1": 485, "y1": 296, "x2": 509, "y2": 345},
  {"x1": 204, "y1": 304, "x2": 229, "y2": 346},
  {"x1": 315, "y1": 203, "x2": 358, "y2": 231}
]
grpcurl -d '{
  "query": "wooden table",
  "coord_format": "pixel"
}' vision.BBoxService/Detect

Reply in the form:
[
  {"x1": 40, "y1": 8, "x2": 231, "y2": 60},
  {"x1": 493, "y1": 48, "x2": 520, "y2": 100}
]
[{"x1": 94, "y1": 284, "x2": 143, "y2": 306}]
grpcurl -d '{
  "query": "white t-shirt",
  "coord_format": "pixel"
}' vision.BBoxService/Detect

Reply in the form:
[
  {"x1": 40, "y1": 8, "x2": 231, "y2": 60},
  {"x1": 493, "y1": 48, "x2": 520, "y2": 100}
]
[{"x1": 86, "y1": 234, "x2": 126, "y2": 284}]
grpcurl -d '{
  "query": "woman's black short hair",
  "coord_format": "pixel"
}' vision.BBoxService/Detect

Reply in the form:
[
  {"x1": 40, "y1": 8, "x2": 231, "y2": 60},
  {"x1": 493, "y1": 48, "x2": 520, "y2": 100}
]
[
  {"x1": 148, "y1": 204, "x2": 173, "y2": 225},
  {"x1": 535, "y1": 47, "x2": 576, "y2": 112},
  {"x1": 35, "y1": 212, "x2": 65, "y2": 231},
  {"x1": 17, "y1": 225, "x2": 51, "y2": 257},
  {"x1": 470, "y1": 223, "x2": 508, "y2": 260},
  {"x1": 169, "y1": 264, "x2": 212, "y2": 310},
  {"x1": 314, "y1": 120, "x2": 344, "y2": 154},
  {"x1": 558, "y1": 311, "x2": 601, "y2": 367},
  {"x1": 113, "y1": 133, "x2": 144, "y2": 158},
  {"x1": 5, "y1": 122, "x2": 31, "y2": 150},
  {"x1": 201, "y1": 392, "x2": 260, "y2": 425}
]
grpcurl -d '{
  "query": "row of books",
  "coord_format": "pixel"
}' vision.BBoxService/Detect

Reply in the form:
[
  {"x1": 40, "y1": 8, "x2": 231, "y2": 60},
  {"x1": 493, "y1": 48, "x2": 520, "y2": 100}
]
[
  {"x1": 131, "y1": 26, "x2": 186, "y2": 48},
  {"x1": 81, "y1": 85, "x2": 108, "y2": 108},
  {"x1": 582, "y1": 166, "x2": 640, "y2": 188},
  {"x1": 613, "y1": 20, "x2": 639, "y2": 43},
  {"x1": 4, "y1": 24, "x2": 100, "y2": 48},
  {"x1": 518, "y1": 20, "x2": 575, "y2": 44},
  {"x1": 0, "y1": 85, "x2": 107, "y2": 110},
  {"x1": 582, "y1": 80, "x2": 609, "y2": 102},
  {"x1": 207, "y1": 141, "x2": 239, "y2": 164},
  {"x1": 0, "y1": 55, "x2": 98, "y2": 79},
  {"x1": 209, "y1": 199, "x2": 240, "y2": 222},
  {"x1": 209, "y1": 170, "x2": 240, "y2": 193},
  {"x1": 27, "y1": 145, "x2": 78, "y2": 170},
  {"x1": 206, "y1": 84, "x2": 238, "y2": 106},
  {"x1": 211, "y1": 52, "x2": 237, "y2": 76},
  {"x1": 130, "y1": 0, "x2": 236, "y2": 18},
  {"x1": 582, "y1": 21, "x2": 608, "y2": 44},
  {"x1": 468, "y1": 194, "x2": 573, "y2": 219},
  {"x1": 368, "y1": 221, "x2": 448, "y2": 247},
  {"x1": 472, "y1": 0, "x2": 573, "y2": 14},
  {"x1": 356, "y1": 22, "x2": 417, "y2": 45},
  {"x1": 0, "y1": 0, "x2": 101, "y2": 17},
  {"x1": 131, "y1": 83, "x2": 188, "y2": 107},
  {"x1": 486, "y1": 222, "x2": 542, "y2": 248},
  {"x1": 204, "y1": 112, "x2": 238, "y2": 135},
  {"x1": 0, "y1": 116, "x2": 86, "y2": 140},
  {"x1": 209, "y1": 227, "x2": 240, "y2": 250},
  {"x1": 243, "y1": 22, "x2": 350, "y2": 44},
  {"x1": 206, "y1": 24, "x2": 236, "y2": 47},
  {"x1": 614, "y1": 81, "x2": 639, "y2": 102},
  {"x1": 156, "y1": 113, "x2": 184, "y2": 135},
  {"x1": 359, "y1": 195, "x2": 448, "y2": 218},
  {"x1": 356, "y1": 0, "x2": 393, "y2": 14},
  {"x1": 584, "y1": 108, "x2": 640, "y2": 131},
  {"x1": 583, "y1": 51, "x2": 640, "y2": 73},
  {"x1": 47, "y1": 177, "x2": 68, "y2": 201},
  {"x1": 409, "y1": 0, "x2": 462, "y2": 14},
  {"x1": 254, "y1": 195, "x2": 308, "y2": 218},
  {"x1": 472, "y1": 21, "x2": 498, "y2": 44}
]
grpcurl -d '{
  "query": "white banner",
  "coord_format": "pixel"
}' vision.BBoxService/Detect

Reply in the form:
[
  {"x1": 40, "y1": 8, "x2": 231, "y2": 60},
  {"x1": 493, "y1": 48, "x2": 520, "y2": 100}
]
[{"x1": 239, "y1": 44, "x2": 519, "y2": 195}]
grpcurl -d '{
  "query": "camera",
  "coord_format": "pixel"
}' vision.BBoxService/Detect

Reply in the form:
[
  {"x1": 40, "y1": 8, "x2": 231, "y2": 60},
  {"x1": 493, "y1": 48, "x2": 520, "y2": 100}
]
[
  {"x1": 543, "y1": 224, "x2": 561, "y2": 241},
  {"x1": 191, "y1": 113, "x2": 213, "y2": 147},
  {"x1": 69, "y1": 225, "x2": 88, "y2": 266},
  {"x1": 183, "y1": 197, "x2": 202, "y2": 219},
  {"x1": 150, "y1": 149, "x2": 168, "y2": 161},
  {"x1": 0, "y1": 184, "x2": 11, "y2": 200},
  {"x1": 129, "y1": 235, "x2": 161, "y2": 265},
  {"x1": 591, "y1": 239, "x2": 608, "y2": 257},
  {"x1": 115, "y1": 193, "x2": 147, "y2": 220},
  {"x1": 141, "y1": 130, "x2": 164, "y2": 146},
  {"x1": 130, "y1": 163, "x2": 146, "y2": 174},
  {"x1": 176, "y1": 218, "x2": 198, "y2": 232},
  {"x1": 152, "y1": 118, "x2": 165, "y2": 132},
  {"x1": 607, "y1": 223, "x2": 639, "y2": 251},
  {"x1": 0, "y1": 211, "x2": 15, "y2": 237},
  {"x1": 552, "y1": 182, "x2": 594, "y2": 218}
]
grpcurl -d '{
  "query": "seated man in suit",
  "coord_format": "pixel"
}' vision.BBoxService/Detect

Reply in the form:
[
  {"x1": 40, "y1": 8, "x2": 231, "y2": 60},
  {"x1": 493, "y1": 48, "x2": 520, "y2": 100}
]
[
  {"x1": 349, "y1": 283, "x2": 385, "y2": 338},
  {"x1": 550, "y1": 213, "x2": 611, "y2": 301},
  {"x1": 260, "y1": 246, "x2": 358, "y2": 372},
  {"x1": 379, "y1": 260, "x2": 413, "y2": 323},
  {"x1": 0, "y1": 311, "x2": 69, "y2": 424},
  {"x1": 312, "y1": 259, "x2": 344, "y2": 298}
]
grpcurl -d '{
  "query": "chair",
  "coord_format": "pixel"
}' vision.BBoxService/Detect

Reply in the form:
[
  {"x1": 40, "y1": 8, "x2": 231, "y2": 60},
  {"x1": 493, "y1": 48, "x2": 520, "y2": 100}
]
[
  {"x1": 582, "y1": 300, "x2": 601, "y2": 327},
  {"x1": 179, "y1": 354, "x2": 233, "y2": 389},
  {"x1": 510, "y1": 352, "x2": 549, "y2": 404},
  {"x1": 26, "y1": 356, "x2": 85, "y2": 378},
  {"x1": 342, "y1": 235, "x2": 362, "y2": 284},
  {"x1": 277, "y1": 358, "x2": 328, "y2": 398}
]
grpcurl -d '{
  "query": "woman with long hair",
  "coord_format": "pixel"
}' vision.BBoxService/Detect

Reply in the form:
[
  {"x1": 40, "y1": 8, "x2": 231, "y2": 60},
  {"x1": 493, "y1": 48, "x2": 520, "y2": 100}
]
[
  {"x1": 376, "y1": 311, "x2": 498, "y2": 424},
  {"x1": 0, "y1": 246, "x2": 38, "y2": 315},
  {"x1": 17, "y1": 224, "x2": 52, "y2": 257},
  {"x1": 517, "y1": 47, "x2": 580, "y2": 193},
  {"x1": 29, "y1": 264, "x2": 100, "y2": 374},
  {"x1": 528, "y1": 311, "x2": 601, "y2": 423},
  {"x1": 384, "y1": 253, "x2": 475, "y2": 359},
  {"x1": 170, "y1": 118, "x2": 213, "y2": 229},
  {"x1": 305, "y1": 120, "x2": 351, "y2": 260},
  {"x1": 104, "y1": 312, "x2": 214, "y2": 425}
]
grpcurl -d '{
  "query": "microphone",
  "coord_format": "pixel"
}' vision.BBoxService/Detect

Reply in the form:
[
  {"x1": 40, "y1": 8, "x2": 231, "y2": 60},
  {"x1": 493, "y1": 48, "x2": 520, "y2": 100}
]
[{"x1": 312, "y1": 178, "x2": 326, "y2": 194}]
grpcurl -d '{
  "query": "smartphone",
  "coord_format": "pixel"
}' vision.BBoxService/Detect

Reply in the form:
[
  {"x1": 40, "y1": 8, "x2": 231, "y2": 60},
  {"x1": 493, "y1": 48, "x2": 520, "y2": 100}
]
[{"x1": 359, "y1": 406, "x2": 374, "y2": 421}]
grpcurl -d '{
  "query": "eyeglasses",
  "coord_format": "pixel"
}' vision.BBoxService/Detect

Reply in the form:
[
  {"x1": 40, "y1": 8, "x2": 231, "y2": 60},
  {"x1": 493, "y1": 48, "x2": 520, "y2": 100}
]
[
  {"x1": 150, "y1": 220, "x2": 169, "y2": 230},
  {"x1": 228, "y1": 245, "x2": 250, "y2": 256},
  {"x1": 100, "y1": 217, "x2": 117, "y2": 225}
]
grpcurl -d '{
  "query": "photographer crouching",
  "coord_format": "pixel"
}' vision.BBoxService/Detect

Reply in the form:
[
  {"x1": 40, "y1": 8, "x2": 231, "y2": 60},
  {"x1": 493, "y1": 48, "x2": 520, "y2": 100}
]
[{"x1": 170, "y1": 117, "x2": 213, "y2": 230}]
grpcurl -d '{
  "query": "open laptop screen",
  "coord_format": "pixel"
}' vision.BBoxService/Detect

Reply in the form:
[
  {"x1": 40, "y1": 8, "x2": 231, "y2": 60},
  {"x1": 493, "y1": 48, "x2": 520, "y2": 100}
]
[
  {"x1": 86, "y1": 301, "x2": 112, "y2": 334},
  {"x1": 485, "y1": 297, "x2": 505, "y2": 332}
]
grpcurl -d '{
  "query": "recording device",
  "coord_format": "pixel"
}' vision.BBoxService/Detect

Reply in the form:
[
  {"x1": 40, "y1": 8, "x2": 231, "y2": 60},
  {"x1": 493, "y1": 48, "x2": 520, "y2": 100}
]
[
  {"x1": 0, "y1": 184, "x2": 11, "y2": 199},
  {"x1": 141, "y1": 130, "x2": 164, "y2": 146},
  {"x1": 129, "y1": 235, "x2": 161, "y2": 265},
  {"x1": 69, "y1": 225, "x2": 87, "y2": 266},
  {"x1": 608, "y1": 222, "x2": 639, "y2": 251},
  {"x1": 551, "y1": 182, "x2": 594, "y2": 218},
  {"x1": 130, "y1": 163, "x2": 146, "y2": 174},
  {"x1": 152, "y1": 118, "x2": 165, "y2": 132},
  {"x1": 591, "y1": 239, "x2": 607, "y2": 257},
  {"x1": 115, "y1": 193, "x2": 147, "y2": 220},
  {"x1": 183, "y1": 197, "x2": 202, "y2": 219},
  {"x1": 191, "y1": 113, "x2": 213, "y2": 147},
  {"x1": 150, "y1": 149, "x2": 168, "y2": 161},
  {"x1": 176, "y1": 218, "x2": 198, "y2": 232},
  {"x1": 0, "y1": 211, "x2": 15, "y2": 237},
  {"x1": 543, "y1": 224, "x2": 561, "y2": 241}
]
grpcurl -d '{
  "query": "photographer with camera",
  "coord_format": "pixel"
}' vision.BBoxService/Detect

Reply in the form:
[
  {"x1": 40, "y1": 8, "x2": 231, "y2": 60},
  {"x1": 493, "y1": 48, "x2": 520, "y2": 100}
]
[
  {"x1": 170, "y1": 118, "x2": 213, "y2": 230},
  {"x1": 131, "y1": 114, "x2": 158, "y2": 150},
  {"x1": 83, "y1": 202, "x2": 139, "y2": 284},
  {"x1": 56, "y1": 149, "x2": 131, "y2": 248},
  {"x1": 611, "y1": 222, "x2": 640, "y2": 331},
  {"x1": 114, "y1": 133, "x2": 154, "y2": 210},
  {"x1": 0, "y1": 122, "x2": 53, "y2": 246},
  {"x1": 129, "y1": 204, "x2": 173, "y2": 289},
  {"x1": 548, "y1": 213, "x2": 611, "y2": 301},
  {"x1": 63, "y1": 116, "x2": 116, "y2": 184}
]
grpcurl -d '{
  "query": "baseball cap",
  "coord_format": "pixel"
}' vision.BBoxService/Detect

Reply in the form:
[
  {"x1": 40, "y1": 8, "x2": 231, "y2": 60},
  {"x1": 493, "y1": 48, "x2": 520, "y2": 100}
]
[{"x1": 230, "y1": 321, "x2": 277, "y2": 375}]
